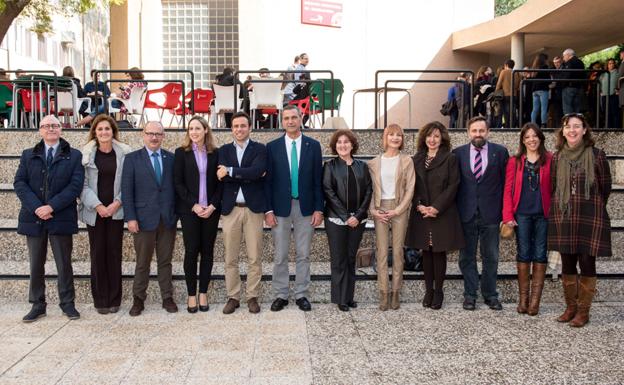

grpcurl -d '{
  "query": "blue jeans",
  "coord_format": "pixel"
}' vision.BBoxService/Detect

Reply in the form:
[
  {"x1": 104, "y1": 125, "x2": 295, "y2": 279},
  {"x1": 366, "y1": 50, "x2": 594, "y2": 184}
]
[
  {"x1": 531, "y1": 90, "x2": 549, "y2": 125},
  {"x1": 562, "y1": 87, "x2": 581, "y2": 115},
  {"x1": 514, "y1": 214, "x2": 548, "y2": 263},
  {"x1": 458, "y1": 213, "x2": 500, "y2": 301}
]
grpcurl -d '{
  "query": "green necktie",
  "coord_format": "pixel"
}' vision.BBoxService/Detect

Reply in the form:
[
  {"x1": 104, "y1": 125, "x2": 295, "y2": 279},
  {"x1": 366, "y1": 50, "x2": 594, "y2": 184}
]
[
  {"x1": 291, "y1": 140, "x2": 298, "y2": 199},
  {"x1": 151, "y1": 152, "x2": 162, "y2": 186}
]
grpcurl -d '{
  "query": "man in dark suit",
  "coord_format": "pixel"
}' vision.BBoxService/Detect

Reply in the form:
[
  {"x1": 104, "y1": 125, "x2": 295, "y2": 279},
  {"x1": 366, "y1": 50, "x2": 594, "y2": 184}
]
[
  {"x1": 453, "y1": 116, "x2": 509, "y2": 311},
  {"x1": 216, "y1": 111, "x2": 267, "y2": 314},
  {"x1": 122, "y1": 121, "x2": 178, "y2": 316},
  {"x1": 264, "y1": 105, "x2": 324, "y2": 312},
  {"x1": 14, "y1": 115, "x2": 84, "y2": 322}
]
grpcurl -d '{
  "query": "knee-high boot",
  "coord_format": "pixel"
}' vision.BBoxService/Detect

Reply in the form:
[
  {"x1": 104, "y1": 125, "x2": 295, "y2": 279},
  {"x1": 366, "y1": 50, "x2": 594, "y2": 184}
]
[
  {"x1": 527, "y1": 263, "x2": 546, "y2": 316},
  {"x1": 557, "y1": 274, "x2": 578, "y2": 322},
  {"x1": 569, "y1": 276, "x2": 597, "y2": 327},
  {"x1": 516, "y1": 262, "x2": 531, "y2": 314}
]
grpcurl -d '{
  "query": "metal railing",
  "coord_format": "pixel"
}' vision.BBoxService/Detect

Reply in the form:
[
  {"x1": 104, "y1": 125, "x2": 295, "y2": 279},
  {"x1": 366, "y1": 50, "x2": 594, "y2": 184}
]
[
  {"x1": 511, "y1": 68, "x2": 608, "y2": 128},
  {"x1": 374, "y1": 69, "x2": 474, "y2": 128},
  {"x1": 1, "y1": 70, "x2": 61, "y2": 128}
]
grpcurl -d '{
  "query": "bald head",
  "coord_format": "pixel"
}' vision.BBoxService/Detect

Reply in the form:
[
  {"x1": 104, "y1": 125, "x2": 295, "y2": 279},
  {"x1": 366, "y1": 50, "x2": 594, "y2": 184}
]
[
  {"x1": 39, "y1": 115, "x2": 62, "y2": 145},
  {"x1": 143, "y1": 121, "x2": 165, "y2": 151}
]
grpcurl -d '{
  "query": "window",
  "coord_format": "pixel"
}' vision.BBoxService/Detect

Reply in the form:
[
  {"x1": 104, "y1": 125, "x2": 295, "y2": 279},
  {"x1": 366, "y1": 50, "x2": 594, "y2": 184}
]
[{"x1": 162, "y1": 0, "x2": 239, "y2": 88}]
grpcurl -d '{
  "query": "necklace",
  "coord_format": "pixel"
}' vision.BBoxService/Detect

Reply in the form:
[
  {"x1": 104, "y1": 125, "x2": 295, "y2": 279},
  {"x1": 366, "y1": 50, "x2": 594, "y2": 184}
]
[{"x1": 525, "y1": 159, "x2": 539, "y2": 192}]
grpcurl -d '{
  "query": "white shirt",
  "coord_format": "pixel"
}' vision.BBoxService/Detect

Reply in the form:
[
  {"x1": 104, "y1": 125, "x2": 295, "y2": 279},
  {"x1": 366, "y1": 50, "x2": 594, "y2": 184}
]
[
  {"x1": 229, "y1": 139, "x2": 249, "y2": 204},
  {"x1": 284, "y1": 133, "x2": 302, "y2": 172},
  {"x1": 380, "y1": 154, "x2": 399, "y2": 200}
]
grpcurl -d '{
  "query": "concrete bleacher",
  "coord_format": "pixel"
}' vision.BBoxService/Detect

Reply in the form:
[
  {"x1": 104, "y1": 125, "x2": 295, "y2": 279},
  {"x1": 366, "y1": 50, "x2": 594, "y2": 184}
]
[{"x1": 1, "y1": 127, "x2": 623, "y2": 305}]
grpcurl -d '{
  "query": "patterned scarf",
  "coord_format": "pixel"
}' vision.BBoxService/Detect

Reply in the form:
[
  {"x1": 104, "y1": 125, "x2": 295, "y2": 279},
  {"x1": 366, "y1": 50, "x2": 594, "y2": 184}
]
[{"x1": 556, "y1": 143, "x2": 594, "y2": 215}]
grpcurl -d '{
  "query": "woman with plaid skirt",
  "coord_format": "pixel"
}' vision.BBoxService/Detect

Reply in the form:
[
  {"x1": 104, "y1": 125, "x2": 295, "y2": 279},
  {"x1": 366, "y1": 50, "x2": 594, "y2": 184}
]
[{"x1": 548, "y1": 113, "x2": 612, "y2": 327}]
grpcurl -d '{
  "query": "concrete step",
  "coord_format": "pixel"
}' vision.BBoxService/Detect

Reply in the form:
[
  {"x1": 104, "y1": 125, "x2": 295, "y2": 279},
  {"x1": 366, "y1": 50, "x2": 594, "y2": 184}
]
[
  {"x1": 0, "y1": 261, "x2": 622, "y2": 305},
  {"x1": 2, "y1": 153, "x2": 624, "y2": 185},
  {"x1": 1, "y1": 219, "x2": 623, "y2": 264},
  {"x1": 2, "y1": 127, "x2": 624, "y2": 157}
]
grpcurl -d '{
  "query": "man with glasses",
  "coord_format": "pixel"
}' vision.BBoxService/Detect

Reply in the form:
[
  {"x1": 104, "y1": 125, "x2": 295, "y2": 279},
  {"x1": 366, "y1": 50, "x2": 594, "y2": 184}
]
[
  {"x1": 122, "y1": 121, "x2": 178, "y2": 316},
  {"x1": 14, "y1": 115, "x2": 84, "y2": 322}
]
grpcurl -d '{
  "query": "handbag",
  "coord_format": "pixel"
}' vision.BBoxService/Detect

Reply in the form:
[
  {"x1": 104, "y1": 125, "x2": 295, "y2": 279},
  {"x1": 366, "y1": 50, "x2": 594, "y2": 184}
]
[
  {"x1": 355, "y1": 247, "x2": 375, "y2": 268},
  {"x1": 404, "y1": 248, "x2": 423, "y2": 272},
  {"x1": 500, "y1": 222, "x2": 514, "y2": 239}
]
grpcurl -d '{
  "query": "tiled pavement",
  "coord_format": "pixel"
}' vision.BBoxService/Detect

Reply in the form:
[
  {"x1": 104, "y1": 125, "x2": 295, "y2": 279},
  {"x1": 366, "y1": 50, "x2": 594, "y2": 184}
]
[{"x1": 0, "y1": 302, "x2": 623, "y2": 385}]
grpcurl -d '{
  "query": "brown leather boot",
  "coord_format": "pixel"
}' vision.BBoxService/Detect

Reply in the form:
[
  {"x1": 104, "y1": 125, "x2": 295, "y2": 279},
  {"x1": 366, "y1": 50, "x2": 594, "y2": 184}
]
[
  {"x1": 557, "y1": 274, "x2": 578, "y2": 322},
  {"x1": 569, "y1": 276, "x2": 597, "y2": 328},
  {"x1": 391, "y1": 291, "x2": 400, "y2": 310},
  {"x1": 527, "y1": 263, "x2": 547, "y2": 316},
  {"x1": 516, "y1": 262, "x2": 531, "y2": 314},
  {"x1": 379, "y1": 291, "x2": 389, "y2": 311}
]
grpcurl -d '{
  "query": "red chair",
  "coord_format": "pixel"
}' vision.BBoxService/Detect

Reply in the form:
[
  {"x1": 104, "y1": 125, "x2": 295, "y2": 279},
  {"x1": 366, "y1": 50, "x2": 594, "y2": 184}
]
[
  {"x1": 168, "y1": 88, "x2": 214, "y2": 127},
  {"x1": 142, "y1": 83, "x2": 183, "y2": 124},
  {"x1": 18, "y1": 89, "x2": 48, "y2": 128}
]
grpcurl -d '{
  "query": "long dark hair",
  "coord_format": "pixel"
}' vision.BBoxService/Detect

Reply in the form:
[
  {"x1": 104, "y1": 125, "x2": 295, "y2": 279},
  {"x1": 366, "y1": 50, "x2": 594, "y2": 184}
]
[{"x1": 515, "y1": 122, "x2": 547, "y2": 167}]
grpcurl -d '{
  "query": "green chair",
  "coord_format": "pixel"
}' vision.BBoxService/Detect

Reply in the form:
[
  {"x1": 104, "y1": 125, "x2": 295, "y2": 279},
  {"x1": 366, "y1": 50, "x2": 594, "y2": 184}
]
[
  {"x1": 0, "y1": 84, "x2": 13, "y2": 126},
  {"x1": 308, "y1": 78, "x2": 344, "y2": 127}
]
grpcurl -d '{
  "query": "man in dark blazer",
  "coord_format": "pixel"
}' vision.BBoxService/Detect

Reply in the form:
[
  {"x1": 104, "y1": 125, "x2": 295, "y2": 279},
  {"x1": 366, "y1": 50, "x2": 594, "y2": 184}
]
[
  {"x1": 216, "y1": 111, "x2": 267, "y2": 314},
  {"x1": 122, "y1": 121, "x2": 178, "y2": 316},
  {"x1": 264, "y1": 105, "x2": 324, "y2": 312},
  {"x1": 14, "y1": 115, "x2": 84, "y2": 322},
  {"x1": 453, "y1": 116, "x2": 509, "y2": 311}
]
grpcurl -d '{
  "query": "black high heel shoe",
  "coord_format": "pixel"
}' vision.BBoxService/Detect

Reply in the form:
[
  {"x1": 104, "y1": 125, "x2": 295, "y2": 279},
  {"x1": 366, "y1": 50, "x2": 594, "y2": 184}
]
[
  {"x1": 431, "y1": 290, "x2": 444, "y2": 310},
  {"x1": 422, "y1": 290, "x2": 434, "y2": 308},
  {"x1": 187, "y1": 297, "x2": 198, "y2": 314},
  {"x1": 199, "y1": 294, "x2": 209, "y2": 312}
]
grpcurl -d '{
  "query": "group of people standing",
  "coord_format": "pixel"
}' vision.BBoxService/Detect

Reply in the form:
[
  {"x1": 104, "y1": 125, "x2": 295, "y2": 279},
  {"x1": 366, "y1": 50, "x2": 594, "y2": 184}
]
[{"x1": 14, "y1": 107, "x2": 611, "y2": 328}]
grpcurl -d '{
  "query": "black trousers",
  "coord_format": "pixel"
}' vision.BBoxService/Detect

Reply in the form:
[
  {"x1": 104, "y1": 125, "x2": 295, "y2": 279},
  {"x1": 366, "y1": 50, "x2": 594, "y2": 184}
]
[
  {"x1": 325, "y1": 220, "x2": 366, "y2": 305},
  {"x1": 27, "y1": 231, "x2": 75, "y2": 310},
  {"x1": 422, "y1": 249, "x2": 447, "y2": 293},
  {"x1": 180, "y1": 212, "x2": 219, "y2": 295},
  {"x1": 87, "y1": 217, "x2": 124, "y2": 308}
]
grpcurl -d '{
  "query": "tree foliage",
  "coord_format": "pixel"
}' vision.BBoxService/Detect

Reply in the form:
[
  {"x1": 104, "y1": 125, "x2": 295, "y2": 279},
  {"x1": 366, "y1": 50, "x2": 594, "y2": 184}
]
[
  {"x1": 0, "y1": 0, "x2": 123, "y2": 42},
  {"x1": 581, "y1": 45, "x2": 624, "y2": 67},
  {"x1": 495, "y1": 0, "x2": 527, "y2": 16}
]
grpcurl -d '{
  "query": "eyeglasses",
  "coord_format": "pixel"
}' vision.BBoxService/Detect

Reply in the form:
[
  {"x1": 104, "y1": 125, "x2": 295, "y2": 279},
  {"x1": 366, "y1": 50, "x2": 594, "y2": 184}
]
[
  {"x1": 39, "y1": 124, "x2": 61, "y2": 130},
  {"x1": 144, "y1": 131, "x2": 164, "y2": 138}
]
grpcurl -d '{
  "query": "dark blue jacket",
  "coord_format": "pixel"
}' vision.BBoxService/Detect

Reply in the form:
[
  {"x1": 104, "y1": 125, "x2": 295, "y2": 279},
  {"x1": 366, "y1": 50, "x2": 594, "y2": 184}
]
[
  {"x1": 14, "y1": 138, "x2": 84, "y2": 236},
  {"x1": 453, "y1": 141, "x2": 509, "y2": 225},
  {"x1": 217, "y1": 140, "x2": 267, "y2": 215},
  {"x1": 121, "y1": 147, "x2": 177, "y2": 231},
  {"x1": 264, "y1": 134, "x2": 323, "y2": 217}
]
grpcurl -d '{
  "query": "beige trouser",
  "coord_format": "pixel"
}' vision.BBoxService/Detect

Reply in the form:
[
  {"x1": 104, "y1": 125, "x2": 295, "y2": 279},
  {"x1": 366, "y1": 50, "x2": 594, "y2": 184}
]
[
  {"x1": 222, "y1": 207, "x2": 264, "y2": 300},
  {"x1": 374, "y1": 199, "x2": 409, "y2": 292}
]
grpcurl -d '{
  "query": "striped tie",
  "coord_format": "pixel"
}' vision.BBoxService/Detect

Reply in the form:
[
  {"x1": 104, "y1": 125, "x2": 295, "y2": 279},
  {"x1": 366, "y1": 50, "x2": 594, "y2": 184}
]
[{"x1": 473, "y1": 148, "x2": 483, "y2": 182}]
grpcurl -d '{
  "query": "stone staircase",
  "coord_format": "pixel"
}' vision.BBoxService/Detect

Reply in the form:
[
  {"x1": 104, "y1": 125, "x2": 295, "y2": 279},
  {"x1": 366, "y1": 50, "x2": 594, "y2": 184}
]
[{"x1": 1, "y1": 127, "x2": 623, "y2": 305}]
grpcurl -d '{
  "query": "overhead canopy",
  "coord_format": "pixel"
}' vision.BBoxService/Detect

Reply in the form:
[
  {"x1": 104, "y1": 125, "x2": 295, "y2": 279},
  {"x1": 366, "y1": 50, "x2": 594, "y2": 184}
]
[{"x1": 452, "y1": 0, "x2": 624, "y2": 58}]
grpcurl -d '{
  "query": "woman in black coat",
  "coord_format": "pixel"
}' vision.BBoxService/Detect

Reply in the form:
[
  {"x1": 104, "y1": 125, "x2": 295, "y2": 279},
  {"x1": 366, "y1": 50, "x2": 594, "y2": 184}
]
[
  {"x1": 174, "y1": 116, "x2": 221, "y2": 313},
  {"x1": 323, "y1": 129, "x2": 372, "y2": 311},
  {"x1": 405, "y1": 121, "x2": 465, "y2": 309}
]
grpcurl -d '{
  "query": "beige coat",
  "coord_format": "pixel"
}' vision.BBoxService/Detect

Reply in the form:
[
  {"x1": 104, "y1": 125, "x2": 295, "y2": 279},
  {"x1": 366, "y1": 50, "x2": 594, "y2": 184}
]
[{"x1": 367, "y1": 153, "x2": 415, "y2": 216}]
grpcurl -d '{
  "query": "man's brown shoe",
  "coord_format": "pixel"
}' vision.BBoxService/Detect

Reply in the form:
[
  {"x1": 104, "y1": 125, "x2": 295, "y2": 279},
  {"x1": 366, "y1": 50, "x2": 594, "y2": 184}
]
[
  {"x1": 162, "y1": 298, "x2": 178, "y2": 313},
  {"x1": 248, "y1": 298, "x2": 261, "y2": 314},
  {"x1": 223, "y1": 298, "x2": 240, "y2": 314},
  {"x1": 129, "y1": 297, "x2": 144, "y2": 317}
]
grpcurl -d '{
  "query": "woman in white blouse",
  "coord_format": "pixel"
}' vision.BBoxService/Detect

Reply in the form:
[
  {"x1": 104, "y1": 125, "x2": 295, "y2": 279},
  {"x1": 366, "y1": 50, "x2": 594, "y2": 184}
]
[{"x1": 367, "y1": 124, "x2": 415, "y2": 310}]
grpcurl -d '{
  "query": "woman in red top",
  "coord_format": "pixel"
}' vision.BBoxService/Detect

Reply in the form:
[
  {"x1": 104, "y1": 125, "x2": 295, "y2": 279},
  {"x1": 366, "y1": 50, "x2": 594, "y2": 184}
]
[{"x1": 502, "y1": 123, "x2": 552, "y2": 316}]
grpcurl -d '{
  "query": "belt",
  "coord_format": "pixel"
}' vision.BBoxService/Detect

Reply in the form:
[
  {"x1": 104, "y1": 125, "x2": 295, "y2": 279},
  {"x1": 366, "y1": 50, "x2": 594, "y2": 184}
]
[{"x1": 235, "y1": 203, "x2": 247, "y2": 208}]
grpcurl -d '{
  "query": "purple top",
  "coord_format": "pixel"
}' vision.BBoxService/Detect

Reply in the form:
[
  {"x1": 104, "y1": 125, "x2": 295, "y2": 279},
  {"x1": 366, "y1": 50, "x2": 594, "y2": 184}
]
[
  {"x1": 192, "y1": 143, "x2": 208, "y2": 206},
  {"x1": 470, "y1": 142, "x2": 489, "y2": 174}
]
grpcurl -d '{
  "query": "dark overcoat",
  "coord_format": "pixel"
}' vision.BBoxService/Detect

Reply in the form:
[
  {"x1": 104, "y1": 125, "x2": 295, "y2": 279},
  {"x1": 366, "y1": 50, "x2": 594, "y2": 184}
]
[
  {"x1": 405, "y1": 150, "x2": 465, "y2": 252},
  {"x1": 548, "y1": 147, "x2": 612, "y2": 257},
  {"x1": 14, "y1": 138, "x2": 84, "y2": 237}
]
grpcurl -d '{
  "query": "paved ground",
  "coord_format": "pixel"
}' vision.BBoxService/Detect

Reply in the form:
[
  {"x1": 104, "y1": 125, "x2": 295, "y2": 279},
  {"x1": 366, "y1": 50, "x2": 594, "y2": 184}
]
[{"x1": 0, "y1": 302, "x2": 622, "y2": 385}]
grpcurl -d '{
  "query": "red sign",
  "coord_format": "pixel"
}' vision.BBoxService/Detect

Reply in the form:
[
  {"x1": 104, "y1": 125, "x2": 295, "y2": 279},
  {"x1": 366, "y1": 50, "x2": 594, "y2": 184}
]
[{"x1": 301, "y1": 0, "x2": 343, "y2": 28}]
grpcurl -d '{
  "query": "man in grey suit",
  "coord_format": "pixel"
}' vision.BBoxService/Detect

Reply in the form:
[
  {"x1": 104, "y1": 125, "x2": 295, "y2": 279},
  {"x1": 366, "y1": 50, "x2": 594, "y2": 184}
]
[{"x1": 122, "y1": 121, "x2": 178, "y2": 316}]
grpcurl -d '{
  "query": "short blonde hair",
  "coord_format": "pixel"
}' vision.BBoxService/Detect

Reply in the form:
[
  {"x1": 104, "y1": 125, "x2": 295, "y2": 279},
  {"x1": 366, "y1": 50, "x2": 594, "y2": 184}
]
[{"x1": 382, "y1": 123, "x2": 405, "y2": 151}]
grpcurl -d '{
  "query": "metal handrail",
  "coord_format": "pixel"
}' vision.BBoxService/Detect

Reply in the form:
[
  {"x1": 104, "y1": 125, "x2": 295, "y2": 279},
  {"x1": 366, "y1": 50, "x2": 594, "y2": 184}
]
[
  {"x1": 103, "y1": 79, "x2": 186, "y2": 128},
  {"x1": 375, "y1": 69, "x2": 474, "y2": 129},
  {"x1": 511, "y1": 68, "x2": 607, "y2": 128},
  {"x1": 93, "y1": 69, "x2": 195, "y2": 126},
  {"x1": 383, "y1": 79, "x2": 470, "y2": 129},
  {"x1": 234, "y1": 70, "x2": 335, "y2": 125}
]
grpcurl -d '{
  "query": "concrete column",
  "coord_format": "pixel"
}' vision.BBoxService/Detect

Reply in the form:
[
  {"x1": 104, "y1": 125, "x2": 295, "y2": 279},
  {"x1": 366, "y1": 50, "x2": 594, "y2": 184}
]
[{"x1": 511, "y1": 33, "x2": 525, "y2": 68}]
